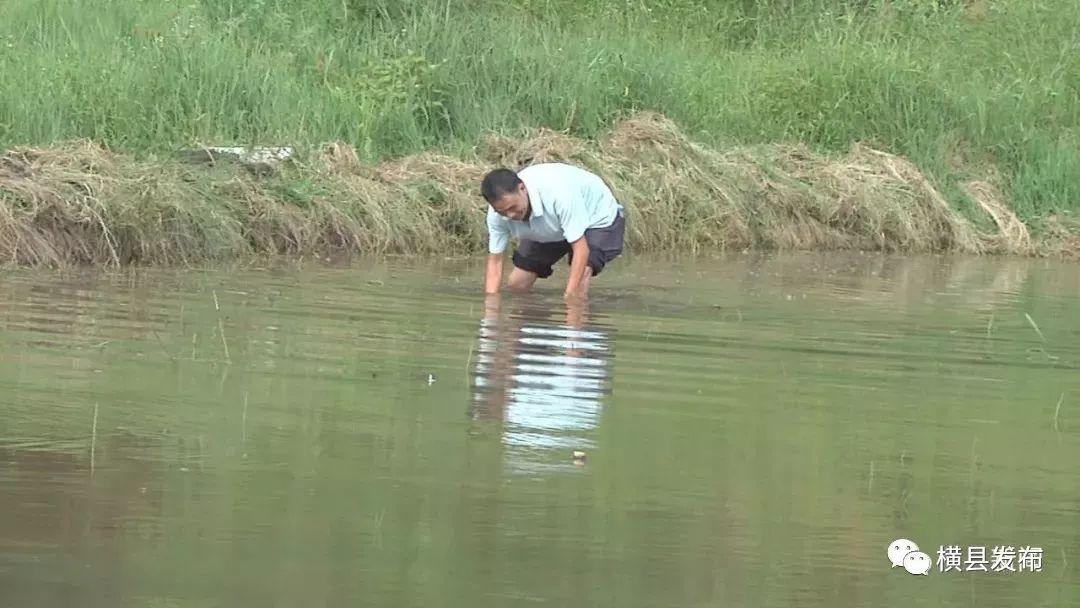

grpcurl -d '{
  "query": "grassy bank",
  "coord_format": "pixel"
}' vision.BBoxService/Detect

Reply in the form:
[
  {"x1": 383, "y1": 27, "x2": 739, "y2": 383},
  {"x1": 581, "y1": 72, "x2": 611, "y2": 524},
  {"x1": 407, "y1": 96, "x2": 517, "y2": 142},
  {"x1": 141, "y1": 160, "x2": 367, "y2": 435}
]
[
  {"x1": 4, "y1": 113, "x2": 1077, "y2": 266},
  {"x1": 1, "y1": 0, "x2": 1078, "y2": 265}
]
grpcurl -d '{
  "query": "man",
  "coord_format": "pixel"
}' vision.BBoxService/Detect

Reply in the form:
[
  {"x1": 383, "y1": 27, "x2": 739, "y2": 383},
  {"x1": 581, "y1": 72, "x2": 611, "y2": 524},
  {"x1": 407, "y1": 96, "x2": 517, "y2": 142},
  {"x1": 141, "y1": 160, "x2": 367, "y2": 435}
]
[{"x1": 480, "y1": 162, "x2": 627, "y2": 299}]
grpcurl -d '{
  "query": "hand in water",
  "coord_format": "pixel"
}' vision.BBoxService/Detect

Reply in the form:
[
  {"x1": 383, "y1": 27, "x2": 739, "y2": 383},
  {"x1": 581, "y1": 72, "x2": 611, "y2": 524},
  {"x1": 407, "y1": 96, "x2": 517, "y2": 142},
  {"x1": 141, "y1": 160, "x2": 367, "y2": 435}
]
[
  {"x1": 565, "y1": 299, "x2": 587, "y2": 330},
  {"x1": 483, "y1": 293, "x2": 501, "y2": 318},
  {"x1": 563, "y1": 290, "x2": 587, "y2": 306}
]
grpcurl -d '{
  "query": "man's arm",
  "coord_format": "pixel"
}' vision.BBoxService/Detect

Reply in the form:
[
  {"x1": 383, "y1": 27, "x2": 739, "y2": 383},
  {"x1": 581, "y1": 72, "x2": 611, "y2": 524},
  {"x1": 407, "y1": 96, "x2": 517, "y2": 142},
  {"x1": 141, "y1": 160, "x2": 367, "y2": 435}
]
[
  {"x1": 564, "y1": 237, "x2": 590, "y2": 298},
  {"x1": 485, "y1": 212, "x2": 510, "y2": 294},
  {"x1": 485, "y1": 253, "x2": 504, "y2": 294}
]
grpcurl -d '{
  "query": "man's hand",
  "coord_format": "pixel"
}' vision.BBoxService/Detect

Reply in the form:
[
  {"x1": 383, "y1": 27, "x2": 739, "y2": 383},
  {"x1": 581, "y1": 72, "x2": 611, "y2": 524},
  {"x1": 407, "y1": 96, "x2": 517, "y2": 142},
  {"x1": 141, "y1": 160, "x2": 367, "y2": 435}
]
[
  {"x1": 484, "y1": 253, "x2": 504, "y2": 294},
  {"x1": 483, "y1": 292, "x2": 501, "y2": 318},
  {"x1": 564, "y1": 290, "x2": 587, "y2": 304},
  {"x1": 564, "y1": 237, "x2": 591, "y2": 300},
  {"x1": 565, "y1": 299, "x2": 586, "y2": 329}
]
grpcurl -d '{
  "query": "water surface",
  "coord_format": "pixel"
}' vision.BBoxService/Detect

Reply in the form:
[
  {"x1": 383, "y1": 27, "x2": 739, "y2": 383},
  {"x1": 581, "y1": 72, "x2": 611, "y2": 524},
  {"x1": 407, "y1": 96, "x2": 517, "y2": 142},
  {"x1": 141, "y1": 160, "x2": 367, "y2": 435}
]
[{"x1": 2, "y1": 252, "x2": 1079, "y2": 607}]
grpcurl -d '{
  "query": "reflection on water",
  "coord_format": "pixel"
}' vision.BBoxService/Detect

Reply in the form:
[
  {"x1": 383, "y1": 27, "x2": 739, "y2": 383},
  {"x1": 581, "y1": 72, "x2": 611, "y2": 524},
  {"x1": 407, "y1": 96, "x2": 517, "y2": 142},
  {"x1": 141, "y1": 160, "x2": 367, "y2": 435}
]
[
  {"x1": 470, "y1": 297, "x2": 614, "y2": 473},
  {"x1": 1, "y1": 252, "x2": 1079, "y2": 607}
]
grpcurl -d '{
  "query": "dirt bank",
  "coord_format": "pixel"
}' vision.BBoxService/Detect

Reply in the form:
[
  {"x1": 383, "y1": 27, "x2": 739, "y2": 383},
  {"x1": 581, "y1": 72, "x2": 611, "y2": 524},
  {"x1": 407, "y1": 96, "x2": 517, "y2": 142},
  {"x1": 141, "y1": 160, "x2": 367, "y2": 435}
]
[{"x1": 2, "y1": 112, "x2": 1076, "y2": 267}]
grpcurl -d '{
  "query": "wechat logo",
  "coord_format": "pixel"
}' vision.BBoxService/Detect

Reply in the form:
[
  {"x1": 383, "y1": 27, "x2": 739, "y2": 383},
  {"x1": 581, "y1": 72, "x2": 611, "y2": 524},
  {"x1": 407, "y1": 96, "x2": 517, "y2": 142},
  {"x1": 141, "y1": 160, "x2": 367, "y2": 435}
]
[{"x1": 889, "y1": 538, "x2": 932, "y2": 575}]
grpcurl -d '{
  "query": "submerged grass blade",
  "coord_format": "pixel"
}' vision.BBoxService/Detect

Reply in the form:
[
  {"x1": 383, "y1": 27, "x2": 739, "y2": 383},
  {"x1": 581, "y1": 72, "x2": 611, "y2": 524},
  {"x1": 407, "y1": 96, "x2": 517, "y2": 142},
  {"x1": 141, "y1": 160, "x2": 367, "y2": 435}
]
[
  {"x1": 1025, "y1": 313, "x2": 1046, "y2": 342},
  {"x1": 90, "y1": 402, "x2": 98, "y2": 476}
]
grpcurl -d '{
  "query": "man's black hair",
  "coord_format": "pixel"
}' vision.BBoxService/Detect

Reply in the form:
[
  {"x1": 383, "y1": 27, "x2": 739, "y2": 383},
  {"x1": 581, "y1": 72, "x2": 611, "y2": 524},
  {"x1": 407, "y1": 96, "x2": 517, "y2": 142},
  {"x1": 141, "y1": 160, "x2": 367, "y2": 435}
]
[{"x1": 480, "y1": 168, "x2": 522, "y2": 203}]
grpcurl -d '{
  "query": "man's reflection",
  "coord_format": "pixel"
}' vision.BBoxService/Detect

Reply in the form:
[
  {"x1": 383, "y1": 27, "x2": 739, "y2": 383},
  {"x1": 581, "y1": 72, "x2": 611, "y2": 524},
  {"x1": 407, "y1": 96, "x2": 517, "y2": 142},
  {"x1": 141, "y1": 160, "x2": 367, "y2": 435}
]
[{"x1": 470, "y1": 295, "x2": 614, "y2": 473}]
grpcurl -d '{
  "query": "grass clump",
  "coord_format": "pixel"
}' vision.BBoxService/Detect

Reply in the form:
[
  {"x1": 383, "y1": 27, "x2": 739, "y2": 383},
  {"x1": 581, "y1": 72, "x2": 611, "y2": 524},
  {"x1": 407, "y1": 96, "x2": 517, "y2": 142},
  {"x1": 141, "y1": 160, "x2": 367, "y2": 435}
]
[{"x1": 2, "y1": 112, "x2": 1064, "y2": 267}]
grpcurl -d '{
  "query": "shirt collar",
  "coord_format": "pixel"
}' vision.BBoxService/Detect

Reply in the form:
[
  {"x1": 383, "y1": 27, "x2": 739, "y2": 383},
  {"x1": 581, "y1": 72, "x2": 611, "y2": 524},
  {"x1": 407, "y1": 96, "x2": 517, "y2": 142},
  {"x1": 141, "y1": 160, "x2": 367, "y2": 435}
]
[{"x1": 521, "y1": 175, "x2": 544, "y2": 218}]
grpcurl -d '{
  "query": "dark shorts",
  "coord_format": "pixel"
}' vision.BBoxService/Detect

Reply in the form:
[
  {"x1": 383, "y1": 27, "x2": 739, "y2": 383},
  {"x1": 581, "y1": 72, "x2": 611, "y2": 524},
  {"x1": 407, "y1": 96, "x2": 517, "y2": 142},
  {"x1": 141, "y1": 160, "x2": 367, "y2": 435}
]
[{"x1": 512, "y1": 210, "x2": 626, "y2": 278}]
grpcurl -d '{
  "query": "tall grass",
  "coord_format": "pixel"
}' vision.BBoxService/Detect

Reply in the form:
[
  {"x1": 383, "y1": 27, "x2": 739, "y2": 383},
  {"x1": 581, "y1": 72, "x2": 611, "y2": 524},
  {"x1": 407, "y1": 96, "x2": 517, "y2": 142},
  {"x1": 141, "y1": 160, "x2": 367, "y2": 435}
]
[{"x1": 0, "y1": 0, "x2": 1078, "y2": 222}]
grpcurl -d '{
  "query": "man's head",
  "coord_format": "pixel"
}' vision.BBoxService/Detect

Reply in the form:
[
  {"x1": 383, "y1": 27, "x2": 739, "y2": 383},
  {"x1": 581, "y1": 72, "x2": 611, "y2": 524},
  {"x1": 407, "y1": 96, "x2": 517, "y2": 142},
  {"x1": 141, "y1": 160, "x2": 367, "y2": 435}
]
[{"x1": 481, "y1": 168, "x2": 530, "y2": 221}]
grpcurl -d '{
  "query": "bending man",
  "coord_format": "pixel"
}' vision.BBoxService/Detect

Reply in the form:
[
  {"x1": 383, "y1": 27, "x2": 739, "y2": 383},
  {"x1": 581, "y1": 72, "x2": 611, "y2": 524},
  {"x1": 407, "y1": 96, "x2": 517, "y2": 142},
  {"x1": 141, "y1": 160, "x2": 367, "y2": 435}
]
[{"x1": 480, "y1": 163, "x2": 626, "y2": 300}]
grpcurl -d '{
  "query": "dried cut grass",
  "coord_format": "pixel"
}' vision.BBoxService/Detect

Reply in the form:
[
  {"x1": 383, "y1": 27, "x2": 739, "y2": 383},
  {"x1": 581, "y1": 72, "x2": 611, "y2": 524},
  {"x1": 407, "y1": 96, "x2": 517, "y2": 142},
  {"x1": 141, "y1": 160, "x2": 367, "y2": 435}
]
[
  {"x1": 0, "y1": 112, "x2": 1072, "y2": 267},
  {"x1": 963, "y1": 180, "x2": 1033, "y2": 255},
  {"x1": 1031, "y1": 214, "x2": 1080, "y2": 261},
  {"x1": 0, "y1": 141, "x2": 249, "y2": 266},
  {"x1": 479, "y1": 112, "x2": 989, "y2": 254}
]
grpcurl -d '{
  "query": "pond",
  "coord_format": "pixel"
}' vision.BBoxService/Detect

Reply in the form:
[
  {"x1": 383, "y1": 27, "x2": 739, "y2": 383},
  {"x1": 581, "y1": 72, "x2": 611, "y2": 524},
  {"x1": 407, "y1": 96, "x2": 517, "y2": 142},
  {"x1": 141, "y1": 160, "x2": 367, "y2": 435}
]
[{"x1": 2, "y1": 252, "x2": 1078, "y2": 607}]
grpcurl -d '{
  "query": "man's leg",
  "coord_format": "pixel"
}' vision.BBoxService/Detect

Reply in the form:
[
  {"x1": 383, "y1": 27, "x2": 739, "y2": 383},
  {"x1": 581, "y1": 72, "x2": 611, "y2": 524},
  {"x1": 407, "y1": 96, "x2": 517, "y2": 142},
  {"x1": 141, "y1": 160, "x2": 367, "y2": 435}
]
[
  {"x1": 510, "y1": 240, "x2": 571, "y2": 292},
  {"x1": 506, "y1": 267, "x2": 538, "y2": 292}
]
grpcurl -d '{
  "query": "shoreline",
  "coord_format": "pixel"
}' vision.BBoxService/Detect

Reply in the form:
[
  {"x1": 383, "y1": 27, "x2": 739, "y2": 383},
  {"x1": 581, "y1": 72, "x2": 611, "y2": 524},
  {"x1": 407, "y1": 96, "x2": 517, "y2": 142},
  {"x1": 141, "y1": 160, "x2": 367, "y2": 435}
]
[{"x1": 2, "y1": 112, "x2": 1078, "y2": 268}]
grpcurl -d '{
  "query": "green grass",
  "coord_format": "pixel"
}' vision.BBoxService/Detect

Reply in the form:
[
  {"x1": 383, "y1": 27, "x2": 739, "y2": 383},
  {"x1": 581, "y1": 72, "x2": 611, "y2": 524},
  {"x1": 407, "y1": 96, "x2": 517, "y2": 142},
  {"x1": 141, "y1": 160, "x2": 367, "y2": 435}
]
[{"x1": 0, "y1": 0, "x2": 1078, "y2": 232}]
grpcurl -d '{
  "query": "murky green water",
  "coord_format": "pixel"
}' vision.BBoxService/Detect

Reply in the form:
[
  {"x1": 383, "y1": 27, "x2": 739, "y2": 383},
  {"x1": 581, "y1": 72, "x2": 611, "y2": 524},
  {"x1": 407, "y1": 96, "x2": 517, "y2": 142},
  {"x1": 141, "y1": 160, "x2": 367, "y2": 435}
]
[{"x1": 2, "y1": 253, "x2": 1079, "y2": 607}]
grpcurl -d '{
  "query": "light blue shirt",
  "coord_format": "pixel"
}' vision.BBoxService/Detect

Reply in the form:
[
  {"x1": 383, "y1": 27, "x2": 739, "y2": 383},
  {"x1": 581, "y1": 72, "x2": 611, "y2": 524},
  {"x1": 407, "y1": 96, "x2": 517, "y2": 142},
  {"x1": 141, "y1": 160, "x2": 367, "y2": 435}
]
[{"x1": 487, "y1": 163, "x2": 623, "y2": 254}]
